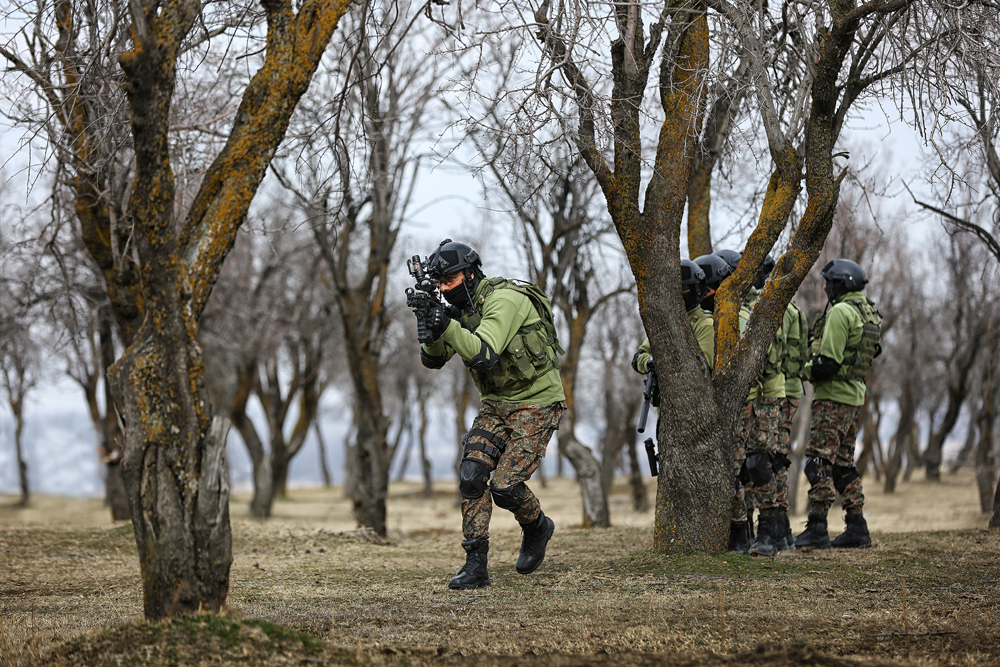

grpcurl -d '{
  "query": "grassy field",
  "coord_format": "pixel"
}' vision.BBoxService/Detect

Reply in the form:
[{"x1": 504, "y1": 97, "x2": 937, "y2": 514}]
[{"x1": 1, "y1": 471, "x2": 998, "y2": 666}]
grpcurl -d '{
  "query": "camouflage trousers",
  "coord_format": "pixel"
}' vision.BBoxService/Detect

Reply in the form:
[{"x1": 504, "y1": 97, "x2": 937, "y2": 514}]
[
  {"x1": 804, "y1": 399, "x2": 865, "y2": 515},
  {"x1": 731, "y1": 397, "x2": 784, "y2": 521},
  {"x1": 462, "y1": 400, "x2": 565, "y2": 540},
  {"x1": 775, "y1": 397, "x2": 800, "y2": 512}
]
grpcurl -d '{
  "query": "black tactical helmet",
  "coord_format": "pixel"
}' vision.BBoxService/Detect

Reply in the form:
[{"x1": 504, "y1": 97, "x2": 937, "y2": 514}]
[
  {"x1": 714, "y1": 248, "x2": 742, "y2": 272},
  {"x1": 755, "y1": 253, "x2": 775, "y2": 289},
  {"x1": 821, "y1": 259, "x2": 868, "y2": 291},
  {"x1": 694, "y1": 253, "x2": 733, "y2": 289},
  {"x1": 681, "y1": 258, "x2": 706, "y2": 287},
  {"x1": 427, "y1": 239, "x2": 482, "y2": 279},
  {"x1": 681, "y1": 258, "x2": 707, "y2": 310}
]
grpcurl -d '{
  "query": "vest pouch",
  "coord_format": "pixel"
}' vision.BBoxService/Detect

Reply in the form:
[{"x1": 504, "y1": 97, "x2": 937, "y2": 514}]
[
  {"x1": 524, "y1": 326, "x2": 548, "y2": 361},
  {"x1": 506, "y1": 334, "x2": 536, "y2": 381}
]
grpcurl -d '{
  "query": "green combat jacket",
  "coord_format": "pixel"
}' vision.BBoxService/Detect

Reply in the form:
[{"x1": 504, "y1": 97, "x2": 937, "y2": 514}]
[
  {"x1": 739, "y1": 287, "x2": 786, "y2": 401},
  {"x1": 634, "y1": 305, "x2": 715, "y2": 373},
  {"x1": 422, "y1": 277, "x2": 565, "y2": 404},
  {"x1": 806, "y1": 290, "x2": 881, "y2": 407},
  {"x1": 782, "y1": 300, "x2": 808, "y2": 399}
]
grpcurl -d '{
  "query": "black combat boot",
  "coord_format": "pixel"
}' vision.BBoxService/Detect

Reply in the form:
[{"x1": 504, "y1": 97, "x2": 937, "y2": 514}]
[
  {"x1": 749, "y1": 513, "x2": 779, "y2": 556},
  {"x1": 794, "y1": 513, "x2": 831, "y2": 549},
  {"x1": 515, "y1": 512, "x2": 555, "y2": 574},
  {"x1": 831, "y1": 512, "x2": 872, "y2": 549},
  {"x1": 777, "y1": 512, "x2": 795, "y2": 552},
  {"x1": 728, "y1": 521, "x2": 751, "y2": 554},
  {"x1": 448, "y1": 539, "x2": 491, "y2": 589}
]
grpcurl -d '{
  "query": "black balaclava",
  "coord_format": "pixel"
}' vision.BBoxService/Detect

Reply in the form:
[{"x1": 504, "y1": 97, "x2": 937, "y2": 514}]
[
  {"x1": 683, "y1": 288, "x2": 702, "y2": 311},
  {"x1": 701, "y1": 291, "x2": 716, "y2": 313},
  {"x1": 824, "y1": 279, "x2": 847, "y2": 304},
  {"x1": 442, "y1": 271, "x2": 483, "y2": 310}
]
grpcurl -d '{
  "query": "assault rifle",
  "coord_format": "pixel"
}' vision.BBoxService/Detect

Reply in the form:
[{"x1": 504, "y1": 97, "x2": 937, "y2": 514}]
[
  {"x1": 637, "y1": 368, "x2": 660, "y2": 476},
  {"x1": 405, "y1": 255, "x2": 440, "y2": 345}
]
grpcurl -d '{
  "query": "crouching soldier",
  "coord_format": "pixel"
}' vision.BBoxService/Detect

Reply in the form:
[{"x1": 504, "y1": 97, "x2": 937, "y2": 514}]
[{"x1": 412, "y1": 239, "x2": 566, "y2": 589}]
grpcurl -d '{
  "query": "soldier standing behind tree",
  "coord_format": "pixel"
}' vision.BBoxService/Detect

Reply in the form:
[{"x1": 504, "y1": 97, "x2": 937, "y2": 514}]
[
  {"x1": 735, "y1": 251, "x2": 788, "y2": 557},
  {"x1": 794, "y1": 259, "x2": 882, "y2": 549},
  {"x1": 413, "y1": 239, "x2": 566, "y2": 589},
  {"x1": 631, "y1": 259, "x2": 715, "y2": 375}
]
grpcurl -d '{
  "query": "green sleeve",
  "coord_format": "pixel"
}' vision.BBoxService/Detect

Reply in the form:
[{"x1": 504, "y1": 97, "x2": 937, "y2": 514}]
[
  {"x1": 421, "y1": 335, "x2": 456, "y2": 362},
  {"x1": 440, "y1": 290, "x2": 534, "y2": 362},
  {"x1": 688, "y1": 309, "x2": 715, "y2": 368},
  {"x1": 818, "y1": 304, "x2": 854, "y2": 364},
  {"x1": 635, "y1": 338, "x2": 652, "y2": 374}
]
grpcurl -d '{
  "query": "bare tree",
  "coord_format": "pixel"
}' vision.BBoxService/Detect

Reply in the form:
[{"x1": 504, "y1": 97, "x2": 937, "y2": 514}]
[
  {"x1": 449, "y1": 0, "x2": 947, "y2": 551},
  {"x1": 0, "y1": 303, "x2": 40, "y2": 507},
  {"x1": 2, "y1": 0, "x2": 354, "y2": 619},
  {"x1": 273, "y1": 0, "x2": 448, "y2": 536}
]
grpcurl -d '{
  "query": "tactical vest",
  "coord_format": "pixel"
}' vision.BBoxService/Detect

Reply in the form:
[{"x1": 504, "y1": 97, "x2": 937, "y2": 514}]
[
  {"x1": 461, "y1": 278, "x2": 564, "y2": 395},
  {"x1": 783, "y1": 302, "x2": 809, "y2": 381},
  {"x1": 810, "y1": 297, "x2": 882, "y2": 381}
]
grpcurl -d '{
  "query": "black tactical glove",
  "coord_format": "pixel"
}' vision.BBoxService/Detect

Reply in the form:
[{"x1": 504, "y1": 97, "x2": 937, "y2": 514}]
[{"x1": 426, "y1": 300, "x2": 451, "y2": 341}]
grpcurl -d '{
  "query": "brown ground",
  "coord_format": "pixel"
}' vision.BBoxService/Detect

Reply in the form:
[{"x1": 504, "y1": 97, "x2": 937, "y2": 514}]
[{"x1": 1, "y1": 471, "x2": 997, "y2": 666}]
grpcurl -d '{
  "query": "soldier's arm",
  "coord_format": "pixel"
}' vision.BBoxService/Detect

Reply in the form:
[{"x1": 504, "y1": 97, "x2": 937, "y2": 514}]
[
  {"x1": 421, "y1": 337, "x2": 455, "y2": 369},
  {"x1": 809, "y1": 305, "x2": 852, "y2": 380},
  {"x1": 632, "y1": 338, "x2": 652, "y2": 374},
  {"x1": 439, "y1": 291, "x2": 532, "y2": 371}
]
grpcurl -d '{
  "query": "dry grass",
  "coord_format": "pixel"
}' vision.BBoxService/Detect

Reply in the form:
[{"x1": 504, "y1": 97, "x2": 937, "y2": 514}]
[{"x1": 1, "y1": 471, "x2": 997, "y2": 666}]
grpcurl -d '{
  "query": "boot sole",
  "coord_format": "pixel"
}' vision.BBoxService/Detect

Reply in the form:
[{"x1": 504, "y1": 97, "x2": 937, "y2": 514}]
[
  {"x1": 516, "y1": 518, "x2": 554, "y2": 574},
  {"x1": 448, "y1": 578, "x2": 492, "y2": 590}
]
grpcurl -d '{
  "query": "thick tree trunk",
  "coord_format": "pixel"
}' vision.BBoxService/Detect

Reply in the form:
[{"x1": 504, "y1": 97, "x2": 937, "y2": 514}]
[
  {"x1": 924, "y1": 386, "x2": 968, "y2": 481},
  {"x1": 111, "y1": 330, "x2": 232, "y2": 621}
]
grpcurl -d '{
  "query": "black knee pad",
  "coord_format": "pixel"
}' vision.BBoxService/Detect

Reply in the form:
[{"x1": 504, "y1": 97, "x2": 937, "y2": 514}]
[
  {"x1": 745, "y1": 452, "x2": 773, "y2": 487},
  {"x1": 459, "y1": 458, "x2": 491, "y2": 499},
  {"x1": 737, "y1": 461, "x2": 751, "y2": 486},
  {"x1": 804, "y1": 456, "x2": 832, "y2": 485},
  {"x1": 832, "y1": 465, "x2": 860, "y2": 494},
  {"x1": 490, "y1": 481, "x2": 528, "y2": 511}
]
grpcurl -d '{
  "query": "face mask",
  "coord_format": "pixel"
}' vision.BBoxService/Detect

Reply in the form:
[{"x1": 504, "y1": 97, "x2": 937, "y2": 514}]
[
  {"x1": 442, "y1": 284, "x2": 470, "y2": 308},
  {"x1": 701, "y1": 293, "x2": 716, "y2": 312},
  {"x1": 824, "y1": 281, "x2": 844, "y2": 303},
  {"x1": 683, "y1": 289, "x2": 701, "y2": 311}
]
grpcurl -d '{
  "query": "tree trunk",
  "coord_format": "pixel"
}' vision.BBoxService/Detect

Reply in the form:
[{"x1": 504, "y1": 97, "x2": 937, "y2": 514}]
[
  {"x1": 314, "y1": 421, "x2": 332, "y2": 487},
  {"x1": 786, "y1": 385, "x2": 813, "y2": 515},
  {"x1": 885, "y1": 380, "x2": 917, "y2": 493},
  {"x1": 99, "y1": 309, "x2": 131, "y2": 521},
  {"x1": 418, "y1": 392, "x2": 433, "y2": 499},
  {"x1": 626, "y1": 438, "x2": 649, "y2": 512},
  {"x1": 949, "y1": 417, "x2": 978, "y2": 474},
  {"x1": 558, "y1": 431, "x2": 609, "y2": 528},
  {"x1": 111, "y1": 330, "x2": 232, "y2": 621},
  {"x1": 990, "y1": 473, "x2": 1000, "y2": 528},
  {"x1": 11, "y1": 398, "x2": 29, "y2": 507}
]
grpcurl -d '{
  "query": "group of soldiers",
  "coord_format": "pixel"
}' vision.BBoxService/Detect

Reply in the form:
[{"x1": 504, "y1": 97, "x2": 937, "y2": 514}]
[
  {"x1": 408, "y1": 239, "x2": 880, "y2": 590},
  {"x1": 632, "y1": 250, "x2": 881, "y2": 556}
]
